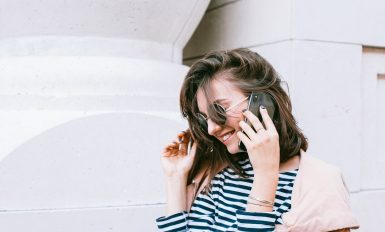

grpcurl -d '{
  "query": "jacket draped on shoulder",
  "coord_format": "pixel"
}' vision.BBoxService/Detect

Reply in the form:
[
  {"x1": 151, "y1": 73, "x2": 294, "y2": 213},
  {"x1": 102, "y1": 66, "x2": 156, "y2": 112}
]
[{"x1": 275, "y1": 150, "x2": 359, "y2": 231}]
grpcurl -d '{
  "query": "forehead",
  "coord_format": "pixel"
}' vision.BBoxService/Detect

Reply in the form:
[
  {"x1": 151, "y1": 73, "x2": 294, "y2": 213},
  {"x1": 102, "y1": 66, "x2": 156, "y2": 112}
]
[{"x1": 196, "y1": 77, "x2": 243, "y2": 110}]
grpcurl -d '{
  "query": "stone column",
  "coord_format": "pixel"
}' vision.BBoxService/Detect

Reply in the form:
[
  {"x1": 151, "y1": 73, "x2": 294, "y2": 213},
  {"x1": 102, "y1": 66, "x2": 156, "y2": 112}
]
[{"x1": 0, "y1": 0, "x2": 209, "y2": 231}]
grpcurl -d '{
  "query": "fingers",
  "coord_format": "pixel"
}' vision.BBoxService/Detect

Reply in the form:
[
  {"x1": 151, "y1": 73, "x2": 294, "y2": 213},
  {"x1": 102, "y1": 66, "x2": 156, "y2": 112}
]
[
  {"x1": 179, "y1": 131, "x2": 191, "y2": 154},
  {"x1": 163, "y1": 143, "x2": 178, "y2": 157},
  {"x1": 163, "y1": 130, "x2": 191, "y2": 157},
  {"x1": 239, "y1": 107, "x2": 279, "y2": 153},
  {"x1": 238, "y1": 120, "x2": 258, "y2": 140},
  {"x1": 236, "y1": 130, "x2": 251, "y2": 147},
  {"x1": 259, "y1": 106, "x2": 276, "y2": 132},
  {"x1": 242, "y1": 110, "x2": 266, "y2": 134},
  {"x1": 243, "y1": 106, "x2": 277, "y2": 134}
]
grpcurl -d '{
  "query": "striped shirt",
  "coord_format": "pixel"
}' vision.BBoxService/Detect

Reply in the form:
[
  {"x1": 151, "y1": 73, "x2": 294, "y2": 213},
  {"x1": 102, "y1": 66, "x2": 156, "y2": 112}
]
[{"x1": 156, "y1": 157, "x2": 298, "y2": 231}]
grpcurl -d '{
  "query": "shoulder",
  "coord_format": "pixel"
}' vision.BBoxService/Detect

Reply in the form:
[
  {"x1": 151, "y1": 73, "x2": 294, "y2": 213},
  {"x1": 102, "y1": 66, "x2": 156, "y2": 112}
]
[
  {"x1": 299, "y1": 152, "x2": 344, "y2": 188},
  {"x1": 285, "y1": 151, "x2": 360, "y2": 231},
  {"x1": 294, "y1": 151, "x2": 353, "y2": 205}
]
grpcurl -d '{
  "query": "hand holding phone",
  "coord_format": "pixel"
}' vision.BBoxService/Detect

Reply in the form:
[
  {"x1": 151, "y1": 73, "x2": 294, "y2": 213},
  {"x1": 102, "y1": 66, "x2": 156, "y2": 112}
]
[{"x1": 238, "y1": 92, "x2": 275, "y2": 152}]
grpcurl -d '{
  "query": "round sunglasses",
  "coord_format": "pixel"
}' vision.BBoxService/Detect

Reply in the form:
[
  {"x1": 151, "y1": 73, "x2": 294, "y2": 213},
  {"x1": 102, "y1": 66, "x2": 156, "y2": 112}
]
[{"x1": 196, "y1": 96, "x2": 249, "y2": 131}]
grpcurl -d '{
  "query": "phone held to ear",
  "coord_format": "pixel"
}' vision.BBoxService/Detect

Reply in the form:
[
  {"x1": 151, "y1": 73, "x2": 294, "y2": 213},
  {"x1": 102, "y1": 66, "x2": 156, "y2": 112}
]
[{"x1": 238, "y1": 92, "x2": 276, "y2": 152}]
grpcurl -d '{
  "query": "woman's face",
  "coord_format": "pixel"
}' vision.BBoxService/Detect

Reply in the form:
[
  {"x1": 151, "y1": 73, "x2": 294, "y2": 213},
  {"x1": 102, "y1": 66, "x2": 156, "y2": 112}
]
[{"x1": 196, "y1": 76, "x2": 248, "y2": 154}]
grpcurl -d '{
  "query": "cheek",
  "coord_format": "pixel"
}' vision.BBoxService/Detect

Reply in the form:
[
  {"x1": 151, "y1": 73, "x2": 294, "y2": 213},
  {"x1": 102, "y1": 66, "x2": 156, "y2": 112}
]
[{"x1": 226, "y1": 113, "x2": 244, "y2": 129}]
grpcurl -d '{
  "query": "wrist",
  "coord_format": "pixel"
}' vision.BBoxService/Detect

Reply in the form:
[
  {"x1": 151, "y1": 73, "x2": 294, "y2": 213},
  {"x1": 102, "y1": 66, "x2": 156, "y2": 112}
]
[
  {"x1": 249, "y1": 172, "x2": 279, "y2": 204},
  {"x1": 253, "y1": 169, "x2": 279, "y2": 182},
  {"x1": 252, "y1": 160, "x2": 279, "y2": 173},
  {"x1": 166, "y1": 173, "x2": 188, "y2": 185},
  {"x1": 252, "y1": 176, "x2": 278, "y2": 195},
  {"x1": 246, "y1": 201, "x2": 274, "y2": 212}
]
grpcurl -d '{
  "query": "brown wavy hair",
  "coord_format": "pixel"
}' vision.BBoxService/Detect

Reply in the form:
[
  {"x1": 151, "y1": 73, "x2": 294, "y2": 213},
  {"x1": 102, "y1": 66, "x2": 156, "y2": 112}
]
[{"x1": 180, "y1": 48, "x2": 308, "y2": 192}]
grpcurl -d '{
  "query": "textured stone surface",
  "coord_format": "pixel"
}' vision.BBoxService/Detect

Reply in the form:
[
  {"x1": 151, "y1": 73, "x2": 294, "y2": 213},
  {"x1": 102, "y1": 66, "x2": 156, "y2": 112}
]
[
  {"x1": 0, "y1": 113, "x2": 186, "y2": 210},
  {"x1": 184, "y1": 0, "x2": 292, "y2": 59},
  {"x1": 0, "y1": 0, "x2": 210, "y2": 62},
  {"x1": 351, "y1": 190, "x2": 385, "y2": 231},
  {"x1": 360, "y1": 48, "x2": 385, "y2": 190}
]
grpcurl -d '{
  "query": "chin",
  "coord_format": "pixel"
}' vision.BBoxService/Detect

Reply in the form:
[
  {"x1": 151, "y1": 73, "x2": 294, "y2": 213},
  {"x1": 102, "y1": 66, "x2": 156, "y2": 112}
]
[{"x1": 226, "y1": 143, "x2": 241, "y2": 154}]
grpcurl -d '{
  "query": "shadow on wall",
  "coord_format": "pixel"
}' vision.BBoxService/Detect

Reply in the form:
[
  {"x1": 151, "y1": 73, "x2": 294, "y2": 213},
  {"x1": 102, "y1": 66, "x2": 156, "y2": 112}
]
[{"x1": 0, "y1": 112, "x2": 185, "y2": 231}]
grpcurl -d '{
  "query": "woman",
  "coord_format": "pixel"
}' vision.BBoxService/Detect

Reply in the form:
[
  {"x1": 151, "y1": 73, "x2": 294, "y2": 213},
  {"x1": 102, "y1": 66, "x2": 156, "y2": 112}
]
[{"x1": 156, "y1": 48, "x2": 359, "y2": 231}]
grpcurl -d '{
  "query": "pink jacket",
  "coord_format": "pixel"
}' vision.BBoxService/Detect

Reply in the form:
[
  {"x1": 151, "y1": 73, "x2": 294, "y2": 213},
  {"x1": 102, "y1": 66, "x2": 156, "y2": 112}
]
[{"x1": 275, "y1": 151, "x2": 359, "y2": 231}]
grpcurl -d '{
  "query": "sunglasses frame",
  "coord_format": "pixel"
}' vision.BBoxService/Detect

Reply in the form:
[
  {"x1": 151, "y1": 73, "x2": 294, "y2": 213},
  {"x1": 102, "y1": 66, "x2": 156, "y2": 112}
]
[{"x1": 196, "y1": 96, "x2": 249, "y2": 131}]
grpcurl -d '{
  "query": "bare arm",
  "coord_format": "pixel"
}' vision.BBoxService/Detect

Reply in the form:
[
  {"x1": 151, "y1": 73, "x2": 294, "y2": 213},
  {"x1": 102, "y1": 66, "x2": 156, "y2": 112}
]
[
  {"x1": 165, "y1": 174, "x2": 188, "y2": 216},
  {"x1": 161, "y1": 131, "x2": 197, "y2": 216}
]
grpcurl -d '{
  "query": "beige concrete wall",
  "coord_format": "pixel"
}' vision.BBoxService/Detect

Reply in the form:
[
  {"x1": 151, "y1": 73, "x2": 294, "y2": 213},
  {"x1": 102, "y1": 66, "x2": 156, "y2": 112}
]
[{"x1": 184, "y1": 0, "x2": 385, "y2": 230}]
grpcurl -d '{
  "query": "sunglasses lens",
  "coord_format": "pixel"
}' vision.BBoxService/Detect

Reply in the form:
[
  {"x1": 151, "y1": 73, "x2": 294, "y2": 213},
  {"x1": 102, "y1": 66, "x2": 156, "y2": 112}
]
[
  {"x1": 196, "y1": 103, "x2": 227, "y2": 132},
  {"x1": 209, "y1": 103, "x2": 227, "y2": 125}
]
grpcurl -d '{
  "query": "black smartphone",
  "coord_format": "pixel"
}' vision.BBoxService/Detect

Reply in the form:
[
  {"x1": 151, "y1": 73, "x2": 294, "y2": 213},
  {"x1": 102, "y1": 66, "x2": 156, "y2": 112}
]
[{"x1": 238, "y1": 91, "x2": 276, "y2": 152}]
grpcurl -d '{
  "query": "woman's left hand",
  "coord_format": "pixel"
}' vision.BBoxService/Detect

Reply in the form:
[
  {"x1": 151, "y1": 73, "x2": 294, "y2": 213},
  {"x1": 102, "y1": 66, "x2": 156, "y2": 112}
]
[{"x1": 236, "y1": 106, "x2": 280, "y2": 174}]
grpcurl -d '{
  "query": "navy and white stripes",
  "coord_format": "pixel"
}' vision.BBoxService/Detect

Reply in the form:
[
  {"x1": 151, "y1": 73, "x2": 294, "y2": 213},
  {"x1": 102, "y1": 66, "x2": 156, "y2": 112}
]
[{"x1": 157, "y1": 158, "x2": 298, "y2": 231}]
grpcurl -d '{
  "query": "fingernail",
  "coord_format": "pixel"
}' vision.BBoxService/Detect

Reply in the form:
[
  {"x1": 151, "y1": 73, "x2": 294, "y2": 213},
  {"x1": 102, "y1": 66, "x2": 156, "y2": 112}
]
[{"x1": 260, "y1": 105, "x2": 266, "y2": 109}]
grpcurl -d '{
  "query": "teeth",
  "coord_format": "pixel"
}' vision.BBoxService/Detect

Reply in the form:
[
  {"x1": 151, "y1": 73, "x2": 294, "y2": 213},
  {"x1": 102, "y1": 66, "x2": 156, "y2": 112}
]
[{"x1": 223, "y1": 131, "x2": 233, "y2": 142}]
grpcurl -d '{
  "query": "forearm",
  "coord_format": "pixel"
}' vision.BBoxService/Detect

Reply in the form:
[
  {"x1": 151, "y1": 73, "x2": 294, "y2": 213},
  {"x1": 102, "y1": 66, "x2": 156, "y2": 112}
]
[
  {"x1": 246, "y1": 171, "x2": 278, "y2": 212},
  {"x1": 233, "y1": 171, "x2": 278, "y2": 231},
  {"x1": 165, "y1": 175, "x2": 188, "y2": 216}
]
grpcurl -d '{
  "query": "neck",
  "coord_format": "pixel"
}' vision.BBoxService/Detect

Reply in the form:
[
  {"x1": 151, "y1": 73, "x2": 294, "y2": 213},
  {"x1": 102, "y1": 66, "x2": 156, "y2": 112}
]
[{"x1": 279, "y1": 155, "x2": 300, "y2": 172}]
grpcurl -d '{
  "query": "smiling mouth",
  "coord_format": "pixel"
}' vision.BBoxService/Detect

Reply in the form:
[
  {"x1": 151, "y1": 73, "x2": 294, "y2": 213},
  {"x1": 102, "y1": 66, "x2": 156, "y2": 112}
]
[{"x1": 222, "y1": 130, "x2": 235, "y2": 142}]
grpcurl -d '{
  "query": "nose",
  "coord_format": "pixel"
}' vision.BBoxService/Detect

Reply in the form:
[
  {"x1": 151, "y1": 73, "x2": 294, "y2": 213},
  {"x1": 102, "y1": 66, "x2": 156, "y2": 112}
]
[{"x1": 207, "y1": 119, "x2": 221, "y2": 136}]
